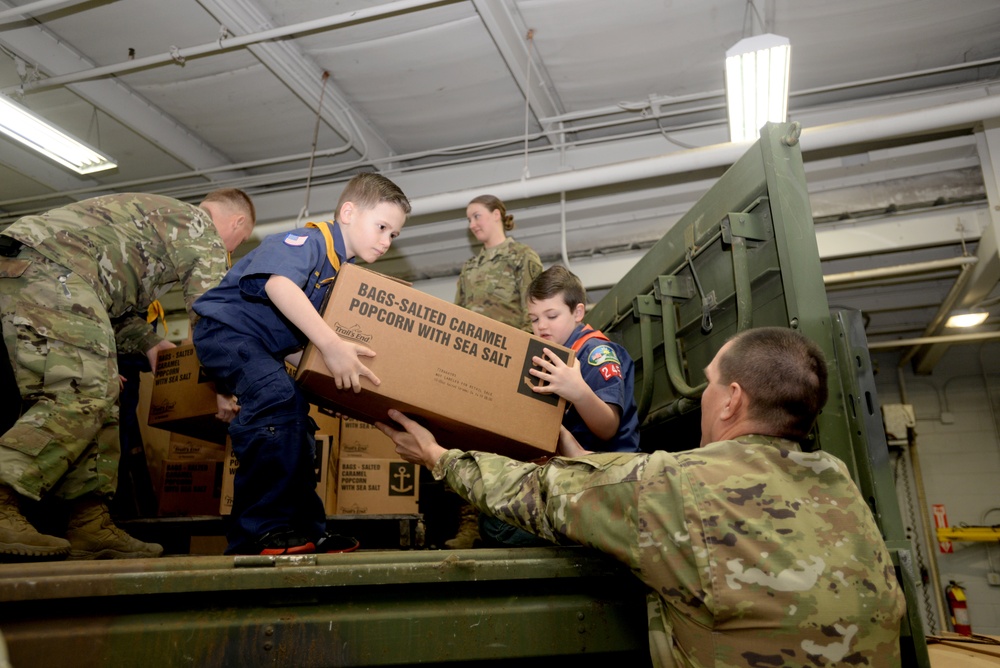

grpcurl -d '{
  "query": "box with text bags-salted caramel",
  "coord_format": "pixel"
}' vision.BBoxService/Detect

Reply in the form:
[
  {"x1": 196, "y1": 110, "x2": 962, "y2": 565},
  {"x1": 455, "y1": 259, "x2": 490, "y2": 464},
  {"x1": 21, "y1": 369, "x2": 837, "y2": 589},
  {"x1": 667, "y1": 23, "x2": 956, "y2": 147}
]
[{"x1": 295, "y1": 264, "x2": 572, "y2": 461}]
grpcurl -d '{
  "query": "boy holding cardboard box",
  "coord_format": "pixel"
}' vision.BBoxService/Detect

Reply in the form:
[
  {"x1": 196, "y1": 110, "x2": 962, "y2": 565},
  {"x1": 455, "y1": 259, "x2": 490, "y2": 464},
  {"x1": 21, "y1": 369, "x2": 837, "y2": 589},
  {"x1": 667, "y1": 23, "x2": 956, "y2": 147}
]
[
  {"x1": 193, "y1": 173, "x2": 411, "y2": 555},
  {"x1": 526, "y1": 265, "x2": 640, "y2": 454},
  {"x1": 479, "y1": 265, "x2": 640, "y2": 546}
]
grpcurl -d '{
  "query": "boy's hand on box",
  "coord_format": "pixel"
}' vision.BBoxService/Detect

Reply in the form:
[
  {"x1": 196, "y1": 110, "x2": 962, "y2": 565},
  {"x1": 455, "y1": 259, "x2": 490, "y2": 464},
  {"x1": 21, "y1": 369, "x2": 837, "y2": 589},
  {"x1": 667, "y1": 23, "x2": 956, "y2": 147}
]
[
  {"x1": 320, "y1": 337, "x2": 380, "y2": 393},
  {"x1": 264, "y1": 275, "x2": 379, "y2": 393},
  {"x1": 529, "y1": 348, "x2": 587, "y2": 403},
  {"x1": 215, "y1": 393, "x2": 240, "y2": 423}
]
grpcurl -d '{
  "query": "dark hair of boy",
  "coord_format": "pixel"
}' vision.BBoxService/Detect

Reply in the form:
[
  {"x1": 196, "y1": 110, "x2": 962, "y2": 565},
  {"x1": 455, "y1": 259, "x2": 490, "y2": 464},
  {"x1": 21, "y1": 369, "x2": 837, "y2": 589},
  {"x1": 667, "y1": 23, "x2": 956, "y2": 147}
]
[{"x1": 527, "y1": 264, "x2": 586, "y2": 310}]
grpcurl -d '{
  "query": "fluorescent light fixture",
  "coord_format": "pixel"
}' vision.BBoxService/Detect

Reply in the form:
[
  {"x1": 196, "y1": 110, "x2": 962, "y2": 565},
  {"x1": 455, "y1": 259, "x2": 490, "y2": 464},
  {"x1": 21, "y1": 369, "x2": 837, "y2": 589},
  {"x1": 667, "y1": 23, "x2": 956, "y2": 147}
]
[
  {"x1": 725, "y1": 33, "x2": 791, "y2": 143},
  {"x1": 0, "y1": 94, "x2": 117, "y2": 175},
  {"x1": 945, "y1": 311, "x2": 989, "y2": 328}
]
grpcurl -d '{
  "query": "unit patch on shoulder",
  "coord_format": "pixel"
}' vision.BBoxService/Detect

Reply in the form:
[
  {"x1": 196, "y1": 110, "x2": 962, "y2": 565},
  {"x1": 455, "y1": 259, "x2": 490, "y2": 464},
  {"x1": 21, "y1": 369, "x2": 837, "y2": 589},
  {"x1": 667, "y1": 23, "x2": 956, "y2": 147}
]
[
  {"x1": 283, "y1": 233, "x2": 309, "y2": 247},
  {"x1": 588, "y1": 344, "x2": 622, "y2": 381},
  {"x1": 587, "y1": 344, "x2": 620, "y2": 367}
]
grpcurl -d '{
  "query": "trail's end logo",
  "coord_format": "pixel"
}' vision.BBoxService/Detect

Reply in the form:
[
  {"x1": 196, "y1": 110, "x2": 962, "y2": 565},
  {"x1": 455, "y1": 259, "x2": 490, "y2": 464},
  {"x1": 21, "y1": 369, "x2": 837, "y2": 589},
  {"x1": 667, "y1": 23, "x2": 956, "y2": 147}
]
[
  {"x1": 148, "y1": 399, "x2": 176, "y2": 419},
  {"x1": 335, "y1": 321, "x2": 373, "y2": 344},
  {"x1": 340, "y1": 503, "x2": 368, "y2": 515}
]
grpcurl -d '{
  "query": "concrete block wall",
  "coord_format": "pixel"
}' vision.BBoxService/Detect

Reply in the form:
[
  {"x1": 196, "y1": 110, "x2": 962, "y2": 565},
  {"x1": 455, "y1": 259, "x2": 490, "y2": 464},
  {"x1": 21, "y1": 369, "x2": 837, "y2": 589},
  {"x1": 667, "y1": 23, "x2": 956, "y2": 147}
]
[{"x1": 872, "y1": 341, "x2": 1000, "y2": 637}]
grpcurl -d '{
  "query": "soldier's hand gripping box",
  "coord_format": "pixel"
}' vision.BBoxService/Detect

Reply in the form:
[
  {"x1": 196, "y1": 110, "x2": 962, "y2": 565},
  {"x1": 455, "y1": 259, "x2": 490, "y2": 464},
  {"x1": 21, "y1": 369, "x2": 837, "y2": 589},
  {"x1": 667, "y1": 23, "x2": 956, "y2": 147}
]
[
  {"x1": 295, "y1": 264, "x2": 572, "y2": 461},
  {"x1": 339, "y1": 417, "x2": 402, "y2": 460}
]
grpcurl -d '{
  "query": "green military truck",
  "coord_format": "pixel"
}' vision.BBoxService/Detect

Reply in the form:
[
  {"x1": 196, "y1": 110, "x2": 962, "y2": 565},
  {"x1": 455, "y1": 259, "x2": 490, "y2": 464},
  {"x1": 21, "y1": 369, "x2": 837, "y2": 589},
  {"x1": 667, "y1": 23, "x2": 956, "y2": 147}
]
[{"x1": 0, "y1": 123, "x2": 927, "y2": 667}]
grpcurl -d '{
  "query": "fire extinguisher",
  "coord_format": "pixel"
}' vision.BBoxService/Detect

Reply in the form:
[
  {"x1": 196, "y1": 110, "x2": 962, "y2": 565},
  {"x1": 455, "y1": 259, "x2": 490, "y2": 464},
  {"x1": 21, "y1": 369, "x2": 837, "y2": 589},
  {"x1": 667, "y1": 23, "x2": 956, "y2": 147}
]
[{"x1": 945, "y1": 580, "x2": 973, "y2": 636}]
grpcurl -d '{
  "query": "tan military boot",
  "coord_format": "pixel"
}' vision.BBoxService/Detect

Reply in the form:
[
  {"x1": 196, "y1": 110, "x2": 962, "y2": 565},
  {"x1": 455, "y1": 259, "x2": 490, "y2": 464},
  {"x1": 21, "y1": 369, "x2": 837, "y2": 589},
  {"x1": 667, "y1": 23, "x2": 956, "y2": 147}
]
[
  {"x1": 444, "y1": 503, "x2": 482, "y2": 549},
  {"x1": 65, "y1": 498, "x2": 163, "y2": 560},
  {"x1": 0, "y1": 484, "x2": 70, "y2": 559}
]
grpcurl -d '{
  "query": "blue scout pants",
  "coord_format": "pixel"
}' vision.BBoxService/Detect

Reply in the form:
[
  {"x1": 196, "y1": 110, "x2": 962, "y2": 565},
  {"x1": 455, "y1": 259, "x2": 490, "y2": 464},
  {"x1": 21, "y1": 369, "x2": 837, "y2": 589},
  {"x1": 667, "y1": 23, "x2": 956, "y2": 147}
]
[{"x1": 193, "y1": 319, "x2": 326, "y2": 554}]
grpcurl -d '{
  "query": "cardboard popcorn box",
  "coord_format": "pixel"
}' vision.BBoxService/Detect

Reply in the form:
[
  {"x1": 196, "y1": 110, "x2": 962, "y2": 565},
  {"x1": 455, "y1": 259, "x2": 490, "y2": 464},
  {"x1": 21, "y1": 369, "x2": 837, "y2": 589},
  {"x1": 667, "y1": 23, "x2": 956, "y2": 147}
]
[
  {"x1": 335, "y1": 458, "x2": 419, "y2": 515},
  {"x1": 296, "y1": 264, "x2": 570, "y2": 461},
  {"x1": 148, "y1": 344, "x2": 227, "y2": 444},
  {"x1": 157, "y1": 459, "x2": 223, "y2": 517},
  {"x1": 339, "y1": 417, "x2": 401, "y2": 460}
]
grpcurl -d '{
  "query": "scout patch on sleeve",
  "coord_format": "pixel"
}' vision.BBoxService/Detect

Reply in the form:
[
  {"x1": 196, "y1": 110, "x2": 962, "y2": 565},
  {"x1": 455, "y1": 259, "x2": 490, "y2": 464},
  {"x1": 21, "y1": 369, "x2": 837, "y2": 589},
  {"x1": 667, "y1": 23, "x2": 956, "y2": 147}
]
[
  {"x1": 283, "y1": 233, "x2": 308, "y2": 247},
  {"x1": 588, "y1": 344, "x2": 623, "y2": 381}
]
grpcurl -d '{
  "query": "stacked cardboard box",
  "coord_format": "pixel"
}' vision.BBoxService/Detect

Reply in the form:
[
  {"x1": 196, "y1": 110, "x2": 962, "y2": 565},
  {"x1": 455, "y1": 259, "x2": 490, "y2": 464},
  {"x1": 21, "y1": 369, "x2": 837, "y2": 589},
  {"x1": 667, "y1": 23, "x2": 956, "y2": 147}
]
[
  {"x1": 147, "y1": 344, "x2": 228, "y2": 444},
  {"x1": 142, "y1": 346, "x2": 346, "y2": 517},
  {"x1": 166, "y1": 433, "x2": 228, "y2": 460},
  {"x1": 157, "y1": 459, "x2": 224, "y2": 517},
  {"x1": 138, "y1": 370, "x2": 228, "y2": 517},
  {"x1": 145, "y1": 300, "x2": 439, "y2": 518},
  {"x1": 218, "y1": 415, "x2": 421, "y2": 517},
  {"x1": 335, "y1": 418, "x2": 418, "y2": 515},
  {"x1": 155, "y1": 432, "x2": 228, "y2": 517},
  {"x1": 339, "y1": 417, "x2": 400, "y2": 459}
]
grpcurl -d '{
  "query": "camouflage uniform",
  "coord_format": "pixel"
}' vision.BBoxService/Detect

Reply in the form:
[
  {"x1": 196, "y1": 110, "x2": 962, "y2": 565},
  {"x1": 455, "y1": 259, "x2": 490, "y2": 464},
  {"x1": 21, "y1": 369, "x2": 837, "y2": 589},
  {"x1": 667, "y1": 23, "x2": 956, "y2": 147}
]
[
  {"x1": 0, "y1": 194, "x2": 229, "y2": 502},
  {"x1": 455, "y1": 237, "x2": 543, "y2": 332},
  {"x1": 435, "y1": 434, "x2": 906, "y2": 668}
]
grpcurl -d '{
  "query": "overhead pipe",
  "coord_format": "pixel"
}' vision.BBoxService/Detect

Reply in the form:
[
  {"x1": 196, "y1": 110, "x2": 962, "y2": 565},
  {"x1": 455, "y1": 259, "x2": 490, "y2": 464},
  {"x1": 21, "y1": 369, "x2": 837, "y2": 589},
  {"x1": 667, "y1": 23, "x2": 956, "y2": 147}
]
[
  {"x1": 897, "y1": 260, "x2": 979, "y2": 366},
  {"x1": 868, "y1": 331, "x2": 1000, "y2": 350},
  {"x1": 559, "y1": 191, "x2": 572, "y2": 269},
  {"x1": 6, "y1": 75, "x2": 997, "y2": 221},
  {"x1": 540, "y1": 56, "x2": 1000, "y2": 126},
  {"x1": 0, "y1": 0, "x2": 91, "y2": 24},
  {"x1": 3, "y1": 3, "x2": 997, "y2": 219},
  {"x1": 3, "y1": 0, "x2": 449, "y2": 93},
  {"x1": 412, "y1": 95, "x2": 1000, "y2": 215},
  {"x1": 249, "y1": 92, "x2": 1000, "y2": 240},
  {"x1": 823, "y1": 256, "x2": 978, "y2": 286}
]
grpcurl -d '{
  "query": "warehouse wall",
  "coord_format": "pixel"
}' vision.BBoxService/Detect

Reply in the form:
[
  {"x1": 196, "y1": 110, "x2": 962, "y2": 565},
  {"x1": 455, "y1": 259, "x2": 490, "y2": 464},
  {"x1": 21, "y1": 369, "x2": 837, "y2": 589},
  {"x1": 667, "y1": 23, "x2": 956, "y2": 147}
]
[{"x1": 873, "y1": 342, "x2": 1000, "y2": 637}]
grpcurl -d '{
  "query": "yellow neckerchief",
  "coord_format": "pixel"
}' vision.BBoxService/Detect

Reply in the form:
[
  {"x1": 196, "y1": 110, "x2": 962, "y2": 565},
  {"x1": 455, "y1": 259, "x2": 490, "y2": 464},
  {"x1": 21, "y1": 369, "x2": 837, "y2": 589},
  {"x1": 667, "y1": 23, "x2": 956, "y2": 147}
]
[
  {"x1": 305, "y1": 221, "x2": 341, "y2": 274},
  {"x1": 147, "y1": 299, "x2": 167, "y2": 332}
]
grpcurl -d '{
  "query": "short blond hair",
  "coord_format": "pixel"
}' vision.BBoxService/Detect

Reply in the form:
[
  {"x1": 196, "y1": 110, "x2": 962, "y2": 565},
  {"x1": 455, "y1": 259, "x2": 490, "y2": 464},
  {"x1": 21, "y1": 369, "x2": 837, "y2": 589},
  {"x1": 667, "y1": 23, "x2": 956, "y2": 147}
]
[
  {"x1": 336, "y1": 172, "x2": 411, "y2": 219},
  {"x1": 201, "y1": 188, "x2": 256, "y2": 225}
]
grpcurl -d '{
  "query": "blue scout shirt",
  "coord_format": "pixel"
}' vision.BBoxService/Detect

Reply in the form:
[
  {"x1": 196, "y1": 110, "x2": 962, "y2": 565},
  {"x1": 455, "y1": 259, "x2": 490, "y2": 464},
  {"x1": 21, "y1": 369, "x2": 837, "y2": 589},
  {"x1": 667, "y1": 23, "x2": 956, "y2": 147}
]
[
  {"x1": 193, "y1": 222, "x2": 351, "y2": 356},
  {"x1": 562, "y1": 324, "x2": 640, "y2": 453}
]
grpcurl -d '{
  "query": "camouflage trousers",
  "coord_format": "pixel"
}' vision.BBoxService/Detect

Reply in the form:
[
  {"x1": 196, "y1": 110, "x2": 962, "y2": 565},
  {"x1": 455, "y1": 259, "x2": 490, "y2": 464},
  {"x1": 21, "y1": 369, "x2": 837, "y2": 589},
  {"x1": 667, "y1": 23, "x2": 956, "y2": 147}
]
[{"x1": 0, "y1": 246, "x2": 120, "y2": 502}]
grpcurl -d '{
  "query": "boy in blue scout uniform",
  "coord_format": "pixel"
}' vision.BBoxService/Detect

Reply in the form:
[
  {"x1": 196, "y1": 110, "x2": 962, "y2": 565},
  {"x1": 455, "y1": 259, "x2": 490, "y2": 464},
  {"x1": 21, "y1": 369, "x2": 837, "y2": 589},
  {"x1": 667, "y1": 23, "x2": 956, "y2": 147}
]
[
  {"x1": 480, "y1": 264, "x2": 639, "y2": 546},
  {"x1": 193, "y1": 173, "x2": 410, "y2": 555},
  {"x1": 526, "y1": 265, "x2": 640, "y2": 454}
]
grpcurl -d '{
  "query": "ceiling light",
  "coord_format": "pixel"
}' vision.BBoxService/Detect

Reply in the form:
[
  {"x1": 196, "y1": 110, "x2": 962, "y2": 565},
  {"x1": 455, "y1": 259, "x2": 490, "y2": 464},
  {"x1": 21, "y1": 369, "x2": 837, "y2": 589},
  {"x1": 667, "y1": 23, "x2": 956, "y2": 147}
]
[
  {"x1": 0, "y1": 94, "x2": 117, "y2": 175},
  {"x1": 945, "y1": 311, "x2": 989, "y2": 328},
  {"x1": 725, "y1": 33, "x2": 791, "y2": 143}
]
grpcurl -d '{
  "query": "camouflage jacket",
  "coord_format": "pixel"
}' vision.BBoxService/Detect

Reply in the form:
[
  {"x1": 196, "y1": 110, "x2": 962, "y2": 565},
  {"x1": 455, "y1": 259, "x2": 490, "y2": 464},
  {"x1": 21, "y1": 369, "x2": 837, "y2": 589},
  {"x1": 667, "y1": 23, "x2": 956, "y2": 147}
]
[
  {"x1": 455, "y1": 237, "x2": 542, "y2": 332},
  {"x1": 435, "y1": 435, "x2": 905, "y2": 668},
  {"x1": 2, "y1": 193, "x2": 228, "y2": 355}
]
